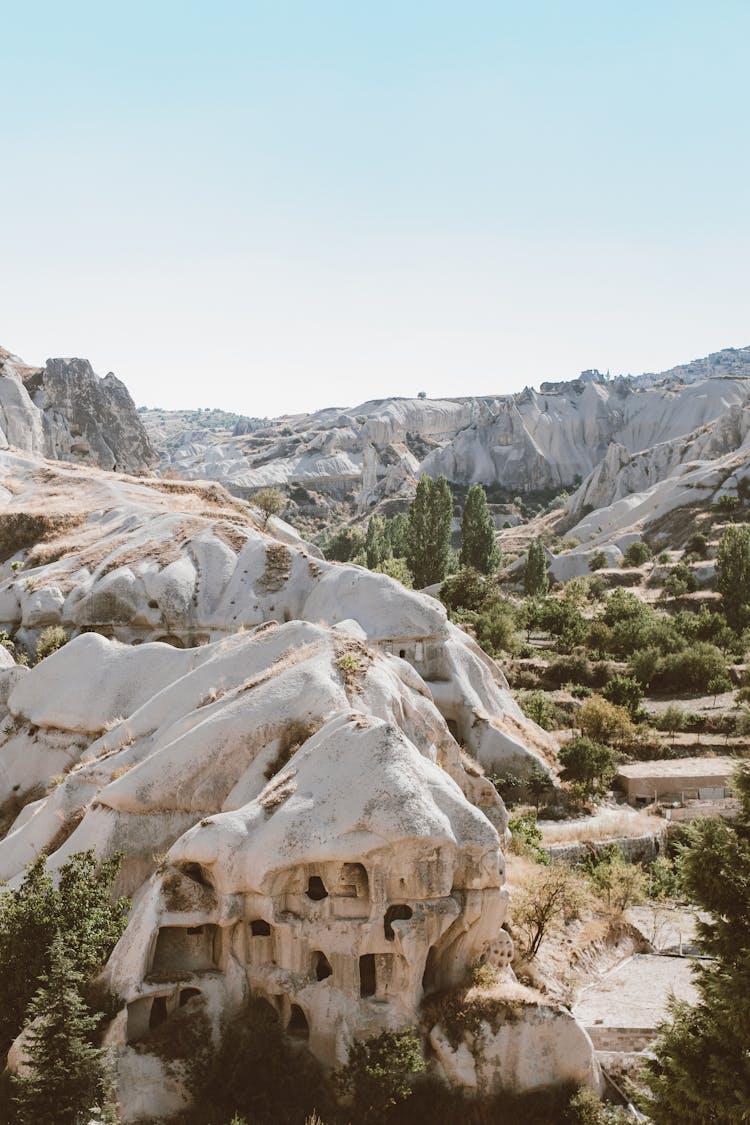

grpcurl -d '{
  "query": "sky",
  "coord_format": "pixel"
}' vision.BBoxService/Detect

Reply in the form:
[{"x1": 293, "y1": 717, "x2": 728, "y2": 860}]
[{"x1": 1, "y1": 1, "x2": 749, "y2": 417}]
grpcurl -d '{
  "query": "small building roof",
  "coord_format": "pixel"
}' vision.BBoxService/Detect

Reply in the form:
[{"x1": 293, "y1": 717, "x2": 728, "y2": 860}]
[{"x1": 616, "y1": 756, "x2": 738, "y2": 781}]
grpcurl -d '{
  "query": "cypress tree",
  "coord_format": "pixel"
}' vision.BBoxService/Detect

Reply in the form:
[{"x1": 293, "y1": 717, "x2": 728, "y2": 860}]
[
  {"x1": 459, "y1": 484, "x2": 500, "y2": 574},
  {"x1": 364, "y1": 516, "x2": 385, "y2": 570},
  {"x1": 524, "y1": 539, "x2": 549, "y2": 597},
  {"x1": 12, "y1": 932, "x2": 106, "y2": 1125},
  {"x1": 716, "y1": 523, "x2": 750, "y2": 631},
  {"x1": 405, "y1": 475, "x2": 453, "y2": 588}
]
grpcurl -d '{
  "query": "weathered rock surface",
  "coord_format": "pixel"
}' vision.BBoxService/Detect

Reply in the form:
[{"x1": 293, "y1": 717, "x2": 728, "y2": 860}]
[
  {"x1": 429, "y1": 989, "x2": 601, "y2": 1096},
  {"x1": 0, "y1": 346, "x2": 156, "y2": 473},
  {"x1": 0, "y1": 451, "x2": 554, "y2": 777},
  {"x1": 0, "y1": 611, "x2": 593, "y2": 1118},
  {"x1": 143, "y1": 347, "x2": 750, "y2": 517}
]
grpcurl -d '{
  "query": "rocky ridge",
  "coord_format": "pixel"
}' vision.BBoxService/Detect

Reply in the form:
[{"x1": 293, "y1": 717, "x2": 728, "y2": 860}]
[
  {"x1": 142, "y1": 347, "x2": 750, "y2": 530},
  {"x1": 0, "y1": 448, "x2": 602, "y2": 1119},
  {"x1": 0, "y1": 346, "x2": 156, "y2": 473}
]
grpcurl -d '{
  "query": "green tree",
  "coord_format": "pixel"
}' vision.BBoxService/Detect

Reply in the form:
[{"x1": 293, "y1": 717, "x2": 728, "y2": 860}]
[
  {"x1": 717, "y1": 524, "x2": 750, "y2": 631},
  {"x1": 405, "y1": 475, "x2": 453, "y2": 588},
  {"x1": 252, "y1": 488, "x2": 286, "y2": 528},
  {"x1": 588, "y1": 550, "x2": 608, "y2": 572},
  {"x1": 586, "y1": 848, "x2": 646, "y2": 913},
  {"x1": 524, "y1": 539, "x2": 549, "y2": 597},
  {"x1": 602, "y1": 674, "x2": 643, "y2": 717},
  {"x1": 641, "y1": 763, "x2": 750, "y2": 1123},
  {"x1": 335, "y1": 1029, "x2": 425, "y2": 1124},
  {"x1": 513, "y1": 864, "x2": 588, "y2": 958},
  {"x1": 558, "y1": 737, "x2": 617, "y2": 796},
  {"x1": 374, "y1": 557, "x2": 413, "y2": 588},
  {"x1": 383, "y1": 513, "x2": 409, "y2": 559},
  {"x1": 0, "y1": 852, "x2": 129, "y2": 1054},
  {"x1": 11, "y1": 932, "x2": 106, "y2": 1125},
  {"x1": 459, "y1": 484, "x2": 500, "y2": 574},
  {"x1": 707, "y1": 674, "x2": 733, "y2": 705},
  {"x1": 656, "y1": 704, "x2": 685, "y2": 749},
  {"x1": 439, "y1": 566, "x2": 487, "y2": 613},
  {"x1": 509, "y1": 810, "x2": 549, "y2": 860},
  {"x1": 364, "y1": 516, "x2": 385, "y2": 570},
  {"x1": 194, "y1": 1000, "x2": 332, "y2": 1125},
  {"x1": 322, "y1": 525, "x2": 365, "y2": 563},
  {"x1": 622, "y1": 540, "x2": 652, "y2": 567}
]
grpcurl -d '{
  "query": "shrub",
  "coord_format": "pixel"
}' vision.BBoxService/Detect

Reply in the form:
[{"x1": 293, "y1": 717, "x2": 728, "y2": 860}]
[
  {"x1": 558, "y1": 736, "x2": 618, "y2": 795},
  {"x1": 334, "y1": 1029, "x2": 425, "y2": 1124},
  {"x1": 588, "y1": 551, "x2": 608, "y2": 572},
  {"x1": 34, "y1": 626, "x2": 68, "y2": 663},
  {"x1": 192, "y1": 1000, "x2": 333, "y2": 1125},
  {"x1": 455, "y1": 595, "x2": 519, "y2": 657},
  {"x1": 512, "y1": 864, "x2": 588, "y2": 958},
  {"x1": 602, "y1": 674, "x2": 643, "y2": 716},
  {"x1": 518, "y1": 690, "x2": 562, "y2": 731},
  {"x1": 662, "y1": 562, "x2": 698, "y2": 597},
  {"x1": 375, "y1": 557, "x2": 413, "y2": 588},
  {"x1": 584, "y1": 847, "x2": 646, "y2": 912},
  {"x1": 439, "y1": 566, "x2": 487, "y2": 613},
  {"x1": 252, "y1": 488, "x2": 286, "y2": 528},
  {"x1": 622, "y1": 540, "x2": 652, "y2": 567},
  {"x1": 685, "y1": 532, "x2": 709, "y2": 559},
  {"x1": 322, "y1": 526, "x2": 365, "y2": 562},
  {"x1": 508, "y1": 812, "x2": 549, "y2": 864},
  {"x1": 648, "y1": 856, "x2": 682, "y2": 901},
  {"x1": 577, "y1": 695, "x2": 634, "y2": 749},
  {"x1": 651, "y1": 642, "x2": 728, "y2": 694},
  {"x1": 547, "y1": 653, "x2": 594, "y2": 688}
]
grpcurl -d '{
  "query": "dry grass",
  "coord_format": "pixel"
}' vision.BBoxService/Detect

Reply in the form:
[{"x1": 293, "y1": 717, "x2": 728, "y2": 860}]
[
  {"x1": 0, "y1": 511, "x2": 85, "y2": 562},
  {"x1": 257, "y1": 542, "x2": 292, "y2": 593},
  {"x1": 540, "y1": 808, "x2": 658, "y2": 845},
  {"x1": 334, "y1": 638, "x2": 372, "y2": 697},
  {"x1": 259, "y1": 770, "x2": 297, "y2": 811}
]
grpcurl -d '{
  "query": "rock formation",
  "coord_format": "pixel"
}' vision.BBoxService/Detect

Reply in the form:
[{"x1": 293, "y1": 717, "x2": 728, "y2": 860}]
[
  {"x1": 142, "y1": 347, "x2": 750, "y2": 524},
  {"x1": 0, "y1": 346, "x2": 157, "y2": 473}
]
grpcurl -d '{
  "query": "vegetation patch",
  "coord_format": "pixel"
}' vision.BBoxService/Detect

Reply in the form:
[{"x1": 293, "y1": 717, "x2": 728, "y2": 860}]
[
  {"x1": 264, "y1": 718, "x2": 321, "y2": 779},
  {"x1": 258, "y1": 543, "x2": 292, "y2": 593},
  {"x1": 0, "y1": 512, "x2": 84, "y2": 563}
]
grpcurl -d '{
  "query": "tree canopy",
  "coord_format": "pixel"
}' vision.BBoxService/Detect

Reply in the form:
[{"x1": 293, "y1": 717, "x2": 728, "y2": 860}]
[
  {"x1": 459, "y1": 484, "x2": 500, "y2": 574},
  {"x1": 524, "y1": 539, "x2": 549, "y2": 597},
  {"x1": 642, "y1": 762, "x2": 750, "y2": 1123},
  {"x1": 405, "y1": 475, "x2": 453, "y2": 588},
  {"x1": 716, "y1": 523, "x2": 750, "y2": 631}
]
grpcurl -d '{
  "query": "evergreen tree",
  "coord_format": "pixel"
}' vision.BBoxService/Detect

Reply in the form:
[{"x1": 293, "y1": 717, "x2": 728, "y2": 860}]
[
  {"x1": 365, "y1": 516, "x2": 385, "y2": 570},
  {"x1": 405, "y1": 475, "x2": 453, "y2": 588},
  {"x1": 716, "y1": 524, "x2": 750, "y2": 631},
  {"x1": 383, "y1": 513, "x2": 409, "y2": 559},
  {"x1": 0, "y1": 851, "x2": 129, "y2": 1053},
  {"x1": 12, "y1": 933, "x2": 106, "y2": 1125},
  {"x1": 524, "y1": 539, "x2": 549, "y2": 597},
  {"x1": 459, "y1": 484, "x2": 500, "y2": 574},
  {"x1": 642, "y1": 762, "x2": 750, "y2": 1123}
]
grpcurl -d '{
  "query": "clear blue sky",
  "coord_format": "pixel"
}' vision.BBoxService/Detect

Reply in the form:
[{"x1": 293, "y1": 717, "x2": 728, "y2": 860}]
[{"x1": 2, "y1": 1, "x2": 748, "y2": 416}]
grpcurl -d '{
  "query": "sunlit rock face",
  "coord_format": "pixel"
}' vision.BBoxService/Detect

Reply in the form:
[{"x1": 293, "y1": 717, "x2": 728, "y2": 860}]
[
  {"x1": 101, "y1": 713, "x2": 509, "y2": 1110},
  {"x1": 0, "y1": 450, "x2": 554, "y2": 778},
  {"x1": 0, "y1": 346, "x2": 156, "y2": 473},
  {"x1": 146, "y1": 348, "x2": 750, "y2": 511}
]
